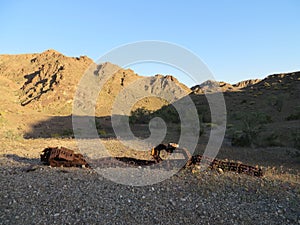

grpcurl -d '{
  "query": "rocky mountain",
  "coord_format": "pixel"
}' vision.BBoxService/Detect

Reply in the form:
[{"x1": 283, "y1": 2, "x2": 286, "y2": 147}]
[
  {"x1": 191, "y1": 80, "x2": 235, "y2": 93},
  {"x1": 0, "y1": 50, "x2": 191, "y2": 116},
  {"x1": 233, "y1": 79, "x2": 261, "y2": 89},
  {"x1": 191, "y1": 78, "x2": 262, "y2": 94}
]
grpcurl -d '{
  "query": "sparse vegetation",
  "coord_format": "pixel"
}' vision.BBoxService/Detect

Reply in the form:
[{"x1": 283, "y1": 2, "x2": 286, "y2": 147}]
[
  {"x1": 291, "y1": 130, "x2": 300, "y2": 150},
  {"x1": 262, "y1": 133, "x2": 283, "y2": 147},
  {"x1": 268, "y1": 95, "x2": 284, "y2": 112},
  {"x1": 230, "y1": 112, "x2": 272, "y2": 147},
  {"x1": 286, "y1": 112, "x2": 300, "y2": 121},
  {"x1": 3, "y1": 130, "x2": 22, "y2": 141},
  {"x1": 129, "y1": 107, "x2": 152, "y2": 124},
  {"x1": 0, "y1": 51, "x2": 299, "y2": 225},
  {"x1": 98, "y1": 129, "x2": 107, "y2": 136},
  {"x1": 264, "y1": 82, "x2": 271, "y2": 87},
  {"x1": 130, "y1": 105, "x2": 180, "y2": 124}
]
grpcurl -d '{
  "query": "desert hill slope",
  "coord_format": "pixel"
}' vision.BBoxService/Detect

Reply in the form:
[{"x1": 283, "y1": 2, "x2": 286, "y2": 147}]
[
  {"x1": 191, "y1": 71, "x2": 300, "y2": 148},
  {"x1": 0, "y1": 50, "x2": 191, "y2": 117},
  {"x1": 0, "y1": 50, "x2": 299, "y2": 148},
  {"x1": 0, "y1": 50, "x2": 191, "y2": 138},
  {"x1": 191, "y1": 78, "x2": 261, "y2": 93},
  {"x1": 131, "y1": 71, "x2": 300, "y2": 149}
]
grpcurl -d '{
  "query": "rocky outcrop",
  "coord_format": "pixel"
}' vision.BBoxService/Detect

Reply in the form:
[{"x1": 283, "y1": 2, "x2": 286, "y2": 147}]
[
  {"x1": 191, "y1": 80, "x2": 235, "y2": 93},
  {"x1": 192, "y1": 78, "x2": 261, "y2": 93},
  {"x1": 233, "y1": 79, "x2": 261, "y2": 89}
]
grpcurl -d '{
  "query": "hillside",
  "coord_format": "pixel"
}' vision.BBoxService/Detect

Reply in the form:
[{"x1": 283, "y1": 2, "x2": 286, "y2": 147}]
[
  {"x1": 130, "y1": 71, "x2": 300, "y2": 149},
  {"x1": 191, "y1": 78, "x2": 261, "y2": 93},
  {"x1": 0, "y1": 50, "x2": 191, "y2": 116},
  {"x1": 192, "y1": 71, "x2": 300, "y2": 149},
  {"x1": 0, "y1": 50, "x2": 299, "y2": 148},
  {"x1": 0, "y1": 50, "x2": 191, "y2": 138}
]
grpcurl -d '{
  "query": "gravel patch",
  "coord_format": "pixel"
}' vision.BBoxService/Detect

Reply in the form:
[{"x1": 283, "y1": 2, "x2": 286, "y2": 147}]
[{"x1": 0, "y1": 156, "x2": 299, "y2": 225}]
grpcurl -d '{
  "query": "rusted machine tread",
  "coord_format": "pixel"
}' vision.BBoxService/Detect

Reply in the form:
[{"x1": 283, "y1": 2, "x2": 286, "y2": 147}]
[{"x1": 41, "y1": 147, "x2": 90, "y2": 168}]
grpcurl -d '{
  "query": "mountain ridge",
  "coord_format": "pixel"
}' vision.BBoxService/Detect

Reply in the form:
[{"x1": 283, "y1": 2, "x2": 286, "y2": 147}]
[{"x1": 0, "y1": 49, "x2": 191, "y2": 116}]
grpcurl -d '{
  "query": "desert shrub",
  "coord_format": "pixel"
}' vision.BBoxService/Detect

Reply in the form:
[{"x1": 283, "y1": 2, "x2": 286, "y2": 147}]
[
  {"x1": 130, "y1": 107, "x2": 152, "y2": 124},
  {"x1": 98, "y1": 129, "x2": 107, "y2": 136},
  {"x1": 130, "y1": 105, "x2": 181, "y2": 124},
  {"x1": 291, "y1": 130, "x2": 300, "y2": 150},
  {"x1": 51, "y1": 133, "x2": 61, "y2": 138},
  {"x1": 231, "y1": 112, "x2": 271, "y2": 147},
  {"x1": 95, "y1": 120, "x2": 102, "y2": 129},
  {"x1": 154, "y1": 105, "x2": 180, "y2": 123},
  {"x1": 4, "y1": 130, "x2": 22, "y2": 140},
  {"x1": 62, "y1": 129, "x2": 73, "y2": 137},
  {"x1": 197, "y1": 106, "x2": 211, "y2": 123},
  {"x1": 205, "y1": 123, "x2": 218, "y2": 129},
  {"x1": 286, "y1": 112, "x2": 300, "y2": 121},
  {"x1": 0, "y1": 111, "x2": 6, "y2": 124},
  {"x1": 230, "y1": 112, "x2": 243, "y2": 120},
  {"x1": 268, "y1": 95, "x2": 284, "y2": 112},
  {"x1": 231, "y1": 130, "x2": 251, "y2": 147},
  {"x1": 263, "y1": 133, "x2": 283, "y2": 147}
]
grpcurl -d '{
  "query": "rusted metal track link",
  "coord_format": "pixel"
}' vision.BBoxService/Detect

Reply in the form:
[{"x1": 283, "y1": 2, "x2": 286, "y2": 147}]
[
  {"x1": 41, "y1": 147, "x2": 90, "y2": 168},
  {"x1": 190, "y1": 155, "x2": 263, "y2": 177}
]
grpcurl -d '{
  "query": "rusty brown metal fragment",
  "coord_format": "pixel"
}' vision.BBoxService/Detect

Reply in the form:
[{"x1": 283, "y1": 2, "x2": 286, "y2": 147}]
[
  {"x1": 41, "y1": 147, "x2": 90, "y2": 168},
  {"x1": 150, "y1": 143, "x2": 263, "y2": 177}
]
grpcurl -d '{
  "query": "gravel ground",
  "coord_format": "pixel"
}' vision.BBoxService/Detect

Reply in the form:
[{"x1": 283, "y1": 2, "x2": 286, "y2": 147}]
[{"x1": 0, "y1": 156, "x2": 299, "y2": 225}]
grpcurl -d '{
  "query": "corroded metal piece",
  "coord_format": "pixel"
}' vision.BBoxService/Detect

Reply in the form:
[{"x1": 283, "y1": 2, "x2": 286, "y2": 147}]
[
  {"x1": 151, "y1": 143, "x2": 263, "y2": 177},
  {"x1": 41, "y1": 147, "x2": 89, "y2": 168}
]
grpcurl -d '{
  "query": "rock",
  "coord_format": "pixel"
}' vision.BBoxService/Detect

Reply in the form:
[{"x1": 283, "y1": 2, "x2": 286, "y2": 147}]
[{"x1": 217, "y1": 168, "x2": 224, "y2": 174}]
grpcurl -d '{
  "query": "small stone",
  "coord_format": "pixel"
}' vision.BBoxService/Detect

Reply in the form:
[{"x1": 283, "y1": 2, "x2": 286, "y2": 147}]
[
  {"x1": 169, "y1": 199, "x2": 176, "y2": 206},
  {"x1": 217, "y1": 168, "x2": 224, "y2": 174},
  {"x1": 54, "y1": 213, "x2": 60, "y2": 217},
  {"x1": 192, "y1": 168, "x2": 198, "y2": 174}
]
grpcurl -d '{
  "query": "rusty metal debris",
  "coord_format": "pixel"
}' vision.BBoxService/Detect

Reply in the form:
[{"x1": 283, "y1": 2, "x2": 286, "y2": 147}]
[
  {"x1": 40, "y1": 144, "x2": 263, "y2": 177},
  {"x1": 151, "y1": 143, "x2": 179, "y2": 162},
  {"x1": 151, "y1": 143, "x2": 192, "y2": 163},
  {"x1": 190, "y1": 155, "x2": 263, "y2": 177},
  {"x1": 41, "y1": 147, "x2": 90, "y2": 168},
  {"x1": 151, "y1": 143, "x2": 263, "y2": 177}
]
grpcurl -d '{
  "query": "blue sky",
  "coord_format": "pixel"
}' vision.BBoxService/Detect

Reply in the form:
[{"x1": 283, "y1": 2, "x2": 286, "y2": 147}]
[{"x1": 1, "y1": 0, "x2": 299, "y2": 86}]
